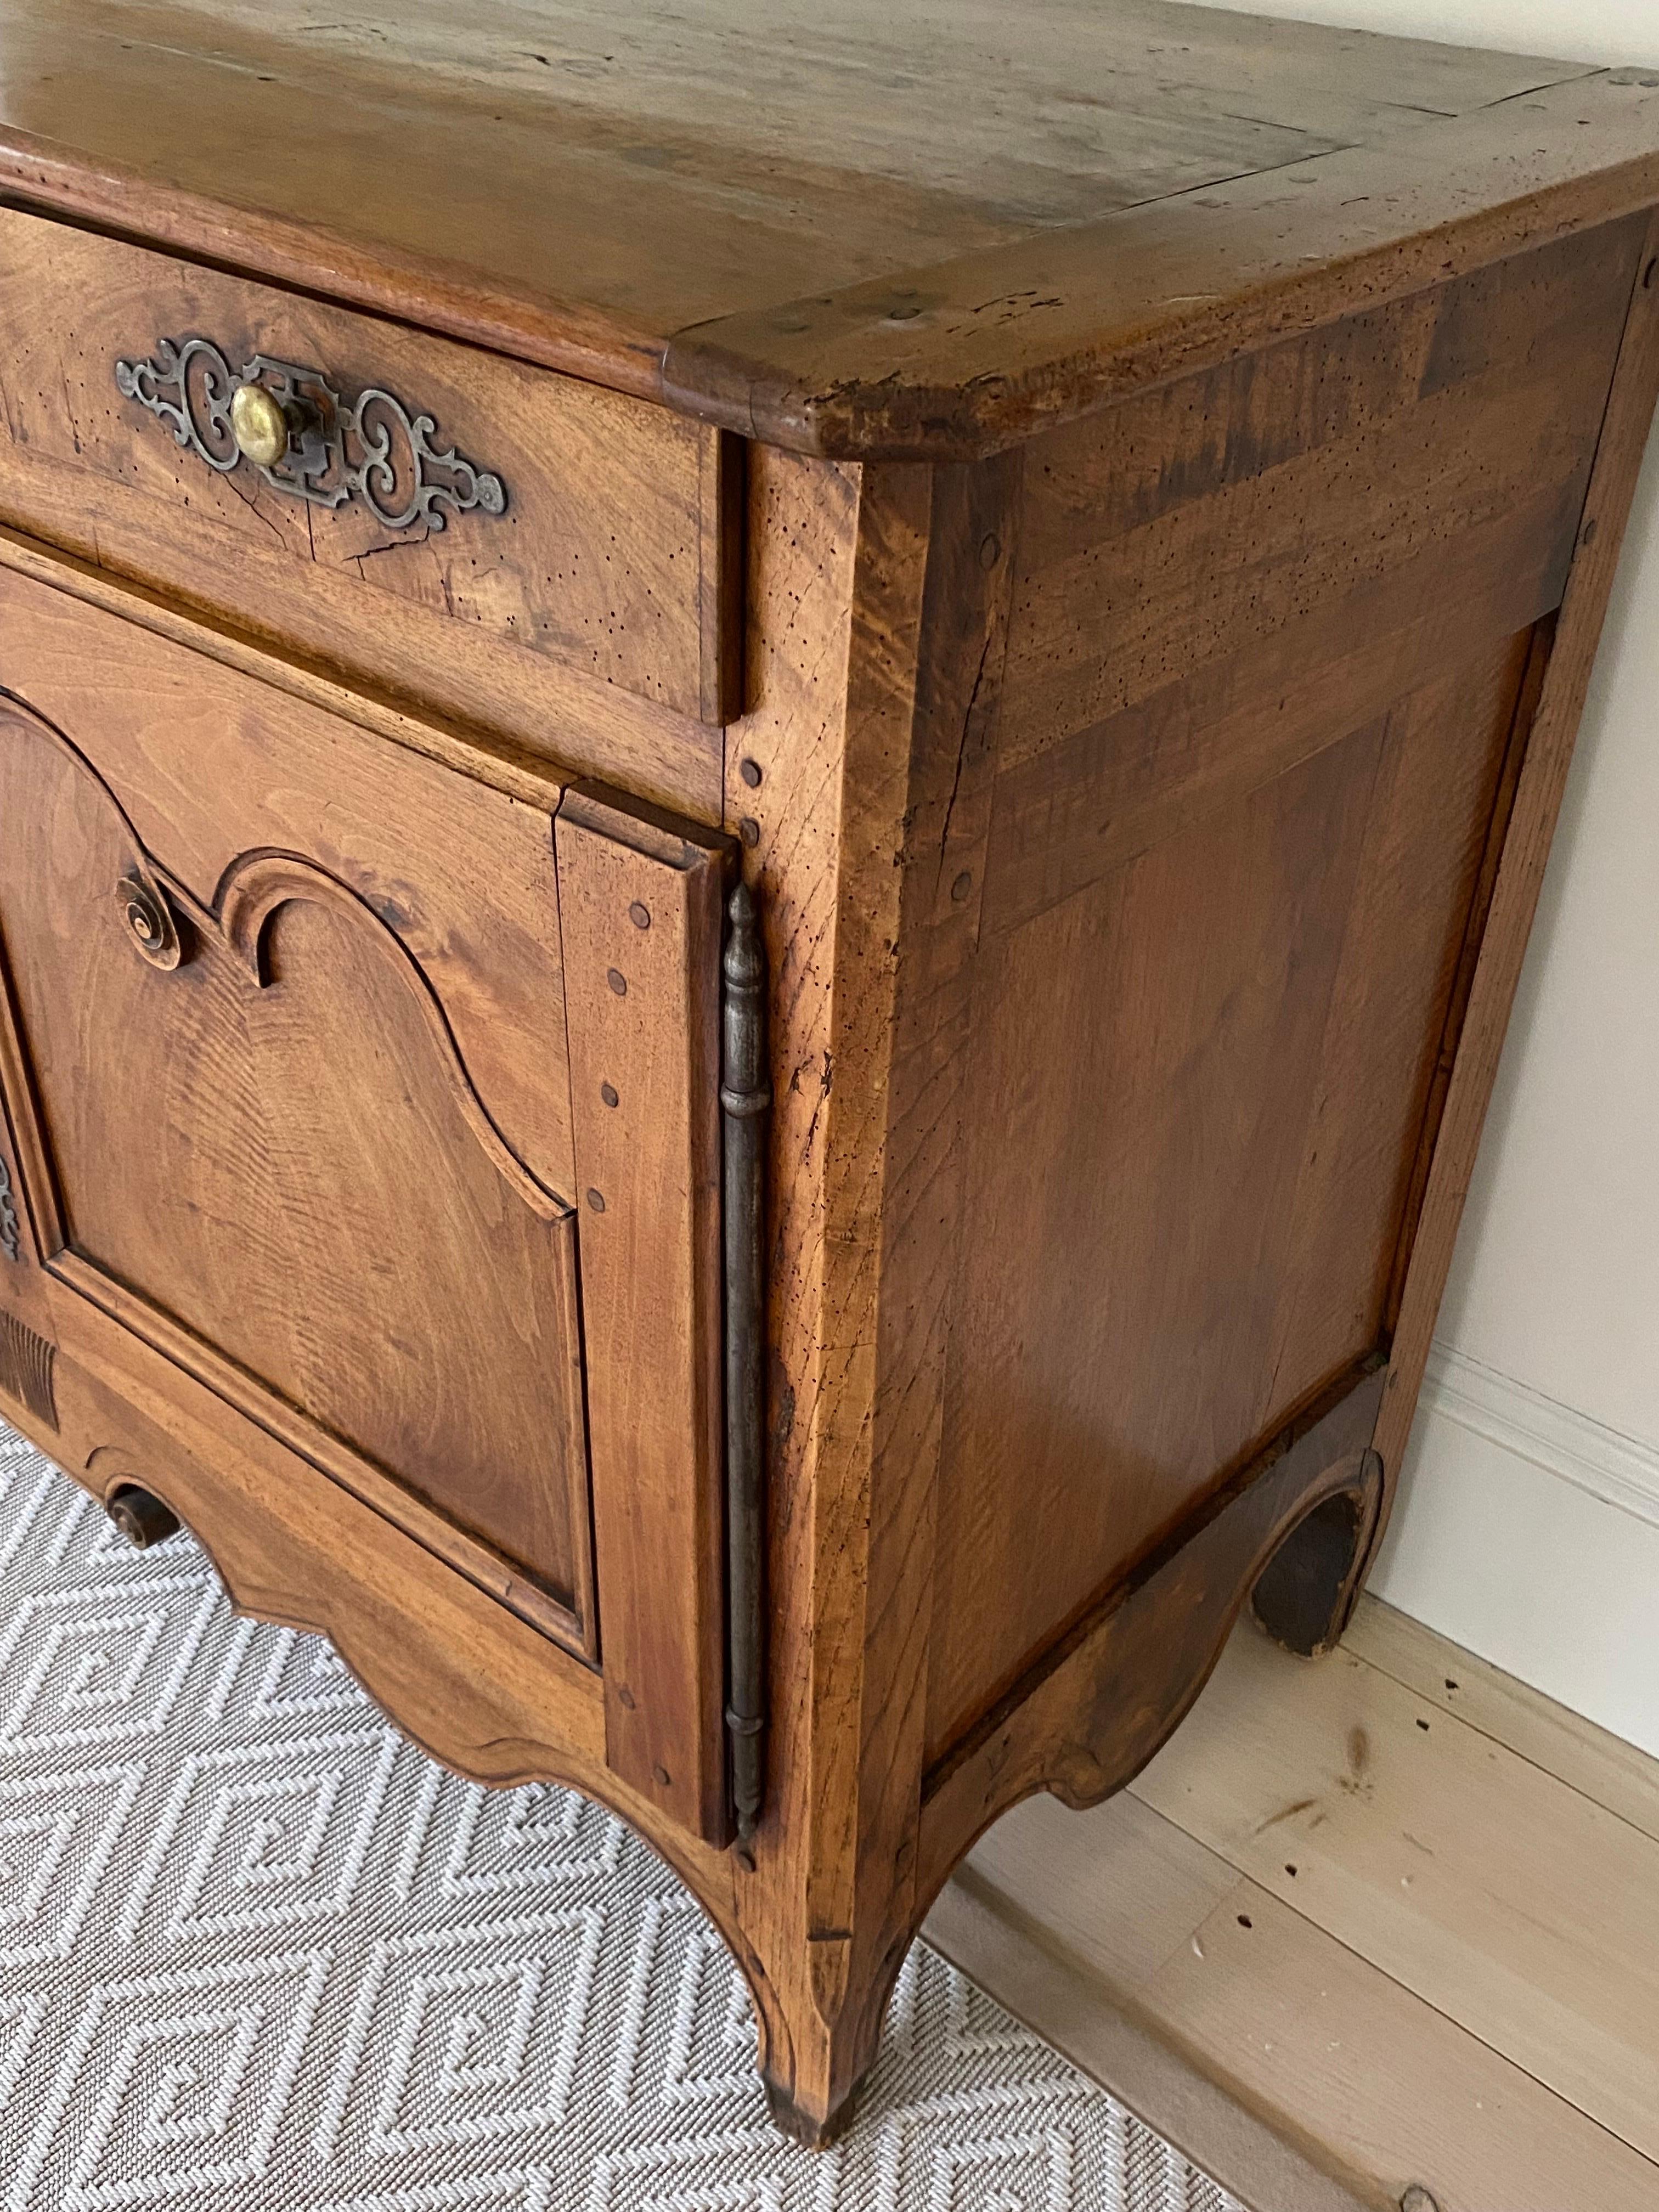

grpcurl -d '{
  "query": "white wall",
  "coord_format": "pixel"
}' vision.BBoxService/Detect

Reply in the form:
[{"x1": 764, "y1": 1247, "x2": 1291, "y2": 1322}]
[
  {"x1": 1180, "y1": 0, "x2": 1659, "y2": 1753},
  {"x1": 1183, "y1": 0, "x2": 1656, "y2": 67},
  {"x1": 1378, "y1": 410, "x2": 1659, "y2": 1760}
]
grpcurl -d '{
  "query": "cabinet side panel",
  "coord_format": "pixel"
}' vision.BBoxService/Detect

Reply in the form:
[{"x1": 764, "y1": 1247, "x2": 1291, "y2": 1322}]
[
  {"x1": 994, "y1": 218, "x2": 1641, "y2": 817},
  {"x1": 924, "y1": 218, "x2": 1646, "y2": 1762},
  {"x1": 927, "y1": 643, "x2": 1528, "y2": 1754}
]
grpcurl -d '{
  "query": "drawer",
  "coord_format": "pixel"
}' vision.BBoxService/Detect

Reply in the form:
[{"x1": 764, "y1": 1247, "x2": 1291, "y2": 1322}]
[
  {"x1": 0, "y1": 563, "x2": 734, "y2": 1842},
  {"x1": 0, "y1": 206, "x2": 740, "y2": 737}
]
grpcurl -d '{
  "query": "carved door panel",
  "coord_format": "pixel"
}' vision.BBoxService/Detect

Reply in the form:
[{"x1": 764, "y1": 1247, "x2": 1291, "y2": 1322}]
[
  {"x1": 0, "y1": 571, "x2": 737, "y2": 1839},
  {"x1": 0, "y1": 677, "x2": 597, "y2": 1649}
]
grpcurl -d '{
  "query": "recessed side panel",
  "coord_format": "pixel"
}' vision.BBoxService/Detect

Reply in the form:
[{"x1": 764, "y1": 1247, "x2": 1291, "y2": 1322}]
[{"x1": 924, "y1": 217, "x2": 1647, "y2": 1765}]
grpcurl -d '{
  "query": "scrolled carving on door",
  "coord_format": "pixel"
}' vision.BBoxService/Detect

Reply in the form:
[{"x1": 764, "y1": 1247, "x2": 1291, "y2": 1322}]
[
  {"x1": 116, "y1": 872, "x2": 185, "y2": 970},
  {"x1": 213, "y1": 849, "x2": 561, "y2": 1219}
]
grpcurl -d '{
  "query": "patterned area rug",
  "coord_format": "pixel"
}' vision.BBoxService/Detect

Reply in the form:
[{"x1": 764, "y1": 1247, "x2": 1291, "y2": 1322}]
[{"x1": 0, "y1": 1423, "x2": 1242, "y2": 2211}]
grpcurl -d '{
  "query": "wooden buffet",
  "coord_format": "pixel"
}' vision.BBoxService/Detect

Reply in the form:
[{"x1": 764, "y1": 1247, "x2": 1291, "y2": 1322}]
[{"x1": 0, "y1": 0, "x2": 1656, "y2": 2142}]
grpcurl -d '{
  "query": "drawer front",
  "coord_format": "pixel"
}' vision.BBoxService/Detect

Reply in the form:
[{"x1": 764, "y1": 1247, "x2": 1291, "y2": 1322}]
[
  {"x1": 0, "y1": 207, "x2": 739, "y2": 731},
  {"x1": 0, "y1": 564, "x2": 732, "y2": 1841}
]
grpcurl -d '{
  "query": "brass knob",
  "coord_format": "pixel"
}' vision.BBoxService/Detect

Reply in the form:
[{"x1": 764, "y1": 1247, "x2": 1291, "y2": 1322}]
[{"x1": 230, "y1": 380, "x2": 292, "y2": 468}]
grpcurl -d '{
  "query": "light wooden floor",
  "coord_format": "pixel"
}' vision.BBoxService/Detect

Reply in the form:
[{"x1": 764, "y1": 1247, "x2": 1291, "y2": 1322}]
[{"x1": 924, "y1": 1594, "x2": 1659, "y2": 2212}]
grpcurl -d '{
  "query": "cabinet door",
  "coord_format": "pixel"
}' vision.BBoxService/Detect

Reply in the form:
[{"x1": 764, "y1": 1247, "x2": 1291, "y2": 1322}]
[
  {"x1": 11, "y1": 562, "x2": 676, "y2": 1681},
  {"x1": 0, "y1": 569, "x2": 730, "y2": 1836},
  {"x1": 0, "y1": 610, "x2": 597, "y2": 1663}
]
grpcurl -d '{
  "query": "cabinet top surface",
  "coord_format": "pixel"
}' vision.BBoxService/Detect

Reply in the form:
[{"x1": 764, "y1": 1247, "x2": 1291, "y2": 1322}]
[{"x1": 4, "y1": 0, "x2": 1659, "y2": 456}]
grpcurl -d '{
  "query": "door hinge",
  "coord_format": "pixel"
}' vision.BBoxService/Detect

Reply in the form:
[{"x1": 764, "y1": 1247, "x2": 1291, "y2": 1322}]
[{"x1": 721, "y1": 879, "x2": 770, "y2": 1846}]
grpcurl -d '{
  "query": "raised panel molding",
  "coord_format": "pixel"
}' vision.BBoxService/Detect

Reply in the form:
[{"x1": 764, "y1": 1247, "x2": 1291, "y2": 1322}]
[
  {"x1": 0, "y1": 685, "x2": 596, "y2": 1654},
  {"x1": 215, "y1": 849, "x2": 568, "y2": 1218}
]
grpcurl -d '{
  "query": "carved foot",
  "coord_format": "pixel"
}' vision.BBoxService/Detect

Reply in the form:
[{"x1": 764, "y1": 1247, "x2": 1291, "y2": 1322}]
[
  {"x1": 744, "y1": 1921, "x2": 915, "y2": 2149},
  {"x1": 1251, "y1": 1448, "x2": 1383, "y2": 1656},
  {"x1": 763, "y1": 2070, "x2": 865, "y2": 2148}
]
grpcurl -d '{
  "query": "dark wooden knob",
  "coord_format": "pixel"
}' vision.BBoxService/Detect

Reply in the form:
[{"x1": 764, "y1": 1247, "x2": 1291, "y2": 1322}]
[
  {"x1": 117, "y1": 873, "x2": 183, "y2": 969},
  {"x1": 105, "y1": 1485, "x2": 181, "y2": 1549}
]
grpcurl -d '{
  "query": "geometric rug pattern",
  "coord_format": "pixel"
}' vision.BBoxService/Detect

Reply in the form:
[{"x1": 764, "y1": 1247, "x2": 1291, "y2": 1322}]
[{"x1": 0, "y1": 1424, "x2": 1243, "y2": 2210}]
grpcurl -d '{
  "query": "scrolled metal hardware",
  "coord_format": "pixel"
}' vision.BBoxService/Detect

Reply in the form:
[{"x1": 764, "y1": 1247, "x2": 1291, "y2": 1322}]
[
  {"x1": 115, "y1": 337, "x2": 240, "y2": 471},
  {"x1": 721, "y1": 879, "x2": 771, "y2": 1848},
  {"x1": 352, "y1": 385, "x2": 507, "y2": 531},
  {"x1": 114, "y1": 338, "x2": 507, "y2": 533}
]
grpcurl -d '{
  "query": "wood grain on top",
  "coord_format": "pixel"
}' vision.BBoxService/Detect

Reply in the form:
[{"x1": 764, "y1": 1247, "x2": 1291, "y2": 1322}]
[{"x1": 2, "y1": 0, "x2": 1655, "y2": 453}]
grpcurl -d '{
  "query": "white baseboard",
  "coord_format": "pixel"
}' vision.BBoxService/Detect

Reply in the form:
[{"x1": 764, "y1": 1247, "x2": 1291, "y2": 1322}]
[
  {"x1": 1371, "y1": 1342, "x2": 1659, "y2": 1760},
  {"x1": 1417, "y1": 1342, "x2": 1659, "y2": 1531}
]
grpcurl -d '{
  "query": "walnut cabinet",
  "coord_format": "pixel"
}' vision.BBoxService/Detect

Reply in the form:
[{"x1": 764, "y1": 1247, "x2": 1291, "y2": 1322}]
[{"x1": 1, "y1": 0, "x2": 1658, "y2": 2143}]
